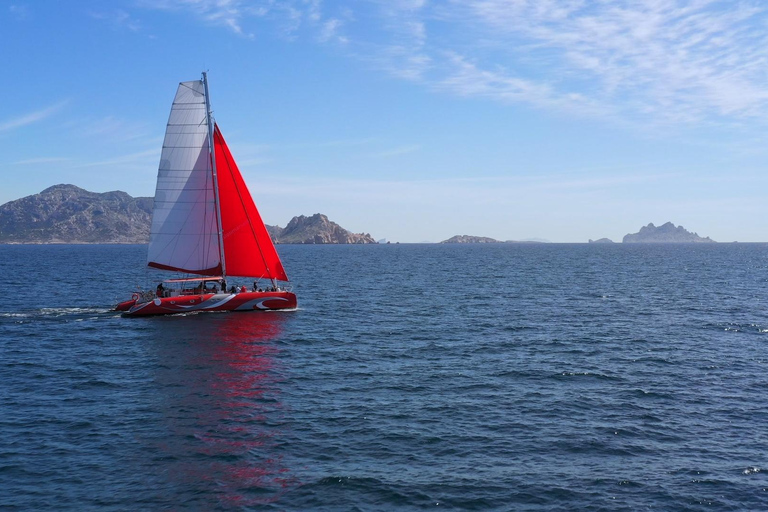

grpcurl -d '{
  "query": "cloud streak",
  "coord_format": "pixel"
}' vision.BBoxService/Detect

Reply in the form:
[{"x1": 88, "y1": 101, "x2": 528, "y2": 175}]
[
  {"x1": 11, "y1": 157, "x2": 71, "y2": 165},
  {"x1": 0, "y1": 101, "x2": 68, "y2": 132},
  {"x1": 434, "y1": 1, "x2": 768, "y2": 122},
  {"x1": 88, "y1": 9, "x2": 142, "y2": 31},
  {"x1": 75, "y1": 149, "x2": 159, "y2": 168},
  {"x1": 349, "y1": 1, "x2": 768, "y2": 124},
  {"x1": 140, "y1": 0, "x2": 347, "y2": 40},
  {"x1": 135, "y1": 1, "x2": 768, "y2": 125}
]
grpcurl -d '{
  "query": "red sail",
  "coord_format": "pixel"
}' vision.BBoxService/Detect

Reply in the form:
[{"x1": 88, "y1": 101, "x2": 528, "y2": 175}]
[{"x1": 214, "y1": 124, "x2": 289, "y2": 281}]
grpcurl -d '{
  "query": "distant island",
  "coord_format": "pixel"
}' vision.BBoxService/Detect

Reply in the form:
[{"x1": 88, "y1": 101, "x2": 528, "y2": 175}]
[
  {"x1": 441, "y1": 235, "x2": 501, "y2": 244},
  {"x1": 0, "y1": 184, "x2": 375, "y2": 244},
  {"x1": 266, "y1": 214, "x2": 375, "y2": 244},
  {"x1": 588, "y1": 238, "x2": 614, "y2": 244},
  {"x1": 623, "y1": 222, "x2": 715, "y2": 243},
  {"x1": 440, "y1": 235, "x2": 546, "y2": 244}
]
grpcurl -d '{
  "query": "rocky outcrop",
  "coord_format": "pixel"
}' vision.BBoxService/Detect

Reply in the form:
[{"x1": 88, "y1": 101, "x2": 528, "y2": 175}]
[
  {"x1": 265, "y1": 224, "x2": 284, "y2": 241},
  {"x1": 272, "y1": 213, "x2": 376, "y2": 244},
  {"x1": 623, "y1": 222, "x2": 715, "y2": 243},
  {"x1": 441, "y1": 235, "x2": 500, "y2": 243},
  {"x1": 589, "y1": 238, "x2": 615, "y2": 244},
  {"x1": 1, "y1": 186, "x2": 377, "y2": 245},
  {"x1": 0, "y1": 184, "x2": 152, "y2": 243}
]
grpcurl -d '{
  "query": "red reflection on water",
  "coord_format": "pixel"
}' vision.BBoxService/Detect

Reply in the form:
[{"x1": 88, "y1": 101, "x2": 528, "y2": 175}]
[{"x1": 154, "y1": 312, "x2": 298, "y2": 506}]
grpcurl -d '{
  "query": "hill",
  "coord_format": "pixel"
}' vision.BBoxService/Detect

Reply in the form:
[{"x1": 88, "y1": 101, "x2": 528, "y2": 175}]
[
  {"x1": 0, "y1": 185, "x2": 375, "y2": 244},
  {"x1": 0, "y1": 184, "x2": 152, "y2": 243},
  {"x1": 623, "y1": 222, "x2": 715, "y2": 243}
]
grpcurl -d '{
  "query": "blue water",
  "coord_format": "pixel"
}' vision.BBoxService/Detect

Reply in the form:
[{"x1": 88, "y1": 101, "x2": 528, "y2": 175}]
[{"x1": 2, "y1": 243, "x2": 768, "y2": 510}]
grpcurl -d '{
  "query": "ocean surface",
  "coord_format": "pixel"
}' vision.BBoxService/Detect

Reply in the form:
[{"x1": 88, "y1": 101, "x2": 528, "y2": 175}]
[{"x1": 2, "y1": 243, "x2": 768, "y2": 510}]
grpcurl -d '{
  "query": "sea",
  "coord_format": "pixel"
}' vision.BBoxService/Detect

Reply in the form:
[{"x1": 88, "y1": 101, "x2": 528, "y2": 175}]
[{"x1": 2, "y1": 243, "x2": 768, "y2": 510}]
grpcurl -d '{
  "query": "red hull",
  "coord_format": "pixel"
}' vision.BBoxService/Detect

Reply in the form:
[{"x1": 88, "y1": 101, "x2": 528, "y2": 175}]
[{"x1": 115, "y1": 291, "x2": 297, "y2": 317}]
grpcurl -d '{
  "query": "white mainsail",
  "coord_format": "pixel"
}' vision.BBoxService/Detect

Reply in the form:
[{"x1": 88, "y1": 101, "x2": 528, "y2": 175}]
[{"x1": 147, "y1": 80, "x2": 221, "y2": 274}]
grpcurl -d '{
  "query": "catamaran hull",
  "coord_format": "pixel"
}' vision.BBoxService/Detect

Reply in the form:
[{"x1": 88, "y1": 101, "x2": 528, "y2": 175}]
[{"x1": 116, "y1": 291, "x2": 297, "y2": 317}]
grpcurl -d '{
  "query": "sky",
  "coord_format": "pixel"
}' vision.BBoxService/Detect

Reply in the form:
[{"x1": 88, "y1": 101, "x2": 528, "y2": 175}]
[{"x1": 2, "y1": 0, "x2": 768, "y2": 243}]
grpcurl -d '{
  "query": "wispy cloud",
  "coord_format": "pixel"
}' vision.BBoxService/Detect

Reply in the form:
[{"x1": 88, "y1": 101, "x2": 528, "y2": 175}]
[
  {"x1": 267, "y1": 137, "x2": 377, "y2": 150},
  {"x1": 140, "y1": 0, "x2": 257, "y2": 37},
  {"x1": 135, "y1": 1, "x2": 768, "y2": 125},
  {"x1": 260, "y1": 168, "x2": 674, "y2": 202},
  {"x1": 75, "y1": 116, "x2": 154, "y2": 143},
  {"x1": 438, "y1": 1, "x2": 768, "y2": 122},
  {"x1": 11, "y1": 157, "x2": 71, "y2": 165},
  {"x1": 0, "y1": 101, "x2": 68, "y2": 132},
  {"x1": 9, "y1": 4, "x2": 29, "y2": 20},
  {"x1": 350, "y1": 1, "x2": 768, "y2": 124},
  {"x1": 319, "y1": 18, "x2": 347, "y2": 43},
  {"x1": 75, "y1": 149, "x2": 159, "y2": 168},
  {"x1": 139, "y1": 0, "x2": 352, "y2": 42},
  {"x1": 368, "y1": 144, "x2": 421, "y2": 158},
  {"x1": 88, "y1": 9, "x2": 142, "y2": 31}
]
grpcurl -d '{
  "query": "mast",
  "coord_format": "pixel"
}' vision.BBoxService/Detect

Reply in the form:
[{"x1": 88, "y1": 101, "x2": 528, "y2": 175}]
[{"x1": 202, "y1": 71, "x2": 226, "y2": 278}]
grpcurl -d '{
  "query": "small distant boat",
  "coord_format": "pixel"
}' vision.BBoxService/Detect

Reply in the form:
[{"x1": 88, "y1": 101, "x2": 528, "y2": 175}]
[{"x1": 115, "y1": 72, "x2": 297, "y2": 316}]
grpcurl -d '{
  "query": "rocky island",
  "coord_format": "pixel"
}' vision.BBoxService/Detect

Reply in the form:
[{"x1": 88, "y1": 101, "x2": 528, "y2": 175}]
[
  {"x1": 0, "y1": 185, "x2": 376, "y2": 244},
  {"x1": 441, "y1": 235, "x2": 546, "y2": 244},
  {"x1": 588, "y1": 238, "x2": 615, "y2": 244},
  {"x1": 266, "y1": 214, "x2": 375, "y2": 244},
  {"x1": 441, "y1": 235, "x2": 501, "y2": 244},
  {"x1": 623, "y1": 222, "x2": 715, "y2": 243}
]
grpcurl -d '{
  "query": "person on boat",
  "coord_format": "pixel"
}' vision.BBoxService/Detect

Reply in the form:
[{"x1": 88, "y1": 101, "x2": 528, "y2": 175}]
[
  {"x1": 240, "y1": 285, "x2": 247, "y2": 293},
  {"x1": 156, "y1": 283, "x2": 164, "y2": 298},
  {"x1": 229, "y1": 285, "x2": 237, "y2": 294},
  {"x1": 221, "y1": 279, "x2": 227, "y2": 291},
  {"x1": 252, "y1": 281, "x2": 258, "y2": 292}
]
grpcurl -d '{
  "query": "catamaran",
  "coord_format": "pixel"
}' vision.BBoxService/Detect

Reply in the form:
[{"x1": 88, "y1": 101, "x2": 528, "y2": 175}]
[{"x1": 115, "y1": 72, "x2": 297, "y2": 316}]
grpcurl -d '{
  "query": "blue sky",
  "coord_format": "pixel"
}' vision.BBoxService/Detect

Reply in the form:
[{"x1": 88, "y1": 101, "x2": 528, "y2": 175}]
[{"x1": 2, "y1": 0, "x2": 768, "y2": 242}]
